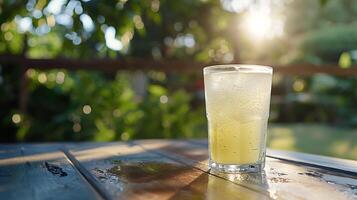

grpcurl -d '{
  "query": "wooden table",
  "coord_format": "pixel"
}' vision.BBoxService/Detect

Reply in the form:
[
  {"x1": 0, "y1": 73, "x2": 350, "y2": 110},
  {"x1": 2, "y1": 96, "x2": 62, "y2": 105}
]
[{"x1": 0, "y1": 140, "x2": 356, "y2": 200}]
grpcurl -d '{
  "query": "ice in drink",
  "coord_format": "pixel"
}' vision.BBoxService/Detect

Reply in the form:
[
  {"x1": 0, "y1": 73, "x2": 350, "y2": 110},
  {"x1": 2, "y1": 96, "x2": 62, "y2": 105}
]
[{"x1": 204, "y1": 65, "x2": 272, "y2": 169}]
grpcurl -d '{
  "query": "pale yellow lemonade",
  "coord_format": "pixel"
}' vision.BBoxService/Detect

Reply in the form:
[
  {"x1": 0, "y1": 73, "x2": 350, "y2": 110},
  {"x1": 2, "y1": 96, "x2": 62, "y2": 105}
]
[{"x1": 204, "y1": 67, "x2": 272, "y2": 165}]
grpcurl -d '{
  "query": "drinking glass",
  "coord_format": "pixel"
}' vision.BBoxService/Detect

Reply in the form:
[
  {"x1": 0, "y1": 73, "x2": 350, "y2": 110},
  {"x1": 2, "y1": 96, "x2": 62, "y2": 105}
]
[{"x1": 204, "y1": 64, "x2": 273, "y2": 173}]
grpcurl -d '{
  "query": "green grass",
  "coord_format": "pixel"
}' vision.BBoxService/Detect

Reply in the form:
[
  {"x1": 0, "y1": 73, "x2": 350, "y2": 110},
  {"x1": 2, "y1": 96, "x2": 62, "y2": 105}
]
[{"x1": 267, "y1": 123, "x2": 357, "y2": 160}]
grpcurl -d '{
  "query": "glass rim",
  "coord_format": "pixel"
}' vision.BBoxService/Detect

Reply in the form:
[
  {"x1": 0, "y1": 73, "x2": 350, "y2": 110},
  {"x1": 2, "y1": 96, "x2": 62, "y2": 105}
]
[{"x1": 203, "y1": 64, "x2": 273, "y2": 74}]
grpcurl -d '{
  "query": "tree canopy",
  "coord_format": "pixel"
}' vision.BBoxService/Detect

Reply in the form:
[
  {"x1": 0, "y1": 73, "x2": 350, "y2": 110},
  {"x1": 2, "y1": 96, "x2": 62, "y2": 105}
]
[{"x1": 1, "y1": 0, "x2": 357, "y2": 64}]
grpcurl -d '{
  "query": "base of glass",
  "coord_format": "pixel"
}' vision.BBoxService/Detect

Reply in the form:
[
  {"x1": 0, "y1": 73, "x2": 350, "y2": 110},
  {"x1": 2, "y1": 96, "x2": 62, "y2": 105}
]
[{"x1": 209, "y1": 160, "x2": 263, "y2": 173}]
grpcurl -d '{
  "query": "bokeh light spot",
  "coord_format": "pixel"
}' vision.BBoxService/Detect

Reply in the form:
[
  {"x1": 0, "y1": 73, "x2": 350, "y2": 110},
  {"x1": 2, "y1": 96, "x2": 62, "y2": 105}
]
[
  {"x1": 133, "y1": 15, "x2": 144, "y2": 29},
  {"x1": 121, "y1": 132, "x2": 130, "y2": 141},
  {"x1": 26, "y1": 68, "x2": 36, "y2": 78},
  {"x1": 83, "y1": 105, "x2": 92, "y2": 114},
  {"x1": 160, "y1": 95, "x2": 168, "y2": 104},
  {"x1": 4, "y1": 32, "x2": 13, "y2": 41},
  {"x1": 38, "y1": 73, "x2": 47, "y2": 84},
  {"x1": 73, "y1": 123, "x2": 81, "y2": 132},
  {"x1": 151, "y1": 0, "x2": 160, "y2": 12},
  {"x1": 104, "y1": 26, "x2": 123, "y2": 51},
  {"x1": 56, "y1": 71, "x2": 65, "y2": 84},
  {"x1": 293, "y1": 79, "x2": 305, "y2": 92},
  {"x1": 12, "y1": 114, "x2": 21, "y2": 124}
]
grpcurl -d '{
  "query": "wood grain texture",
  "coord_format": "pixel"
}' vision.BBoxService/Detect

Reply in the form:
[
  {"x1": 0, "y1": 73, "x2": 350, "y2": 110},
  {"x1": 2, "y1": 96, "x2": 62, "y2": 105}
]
[
  {"x1": 65, "y1": 142, "x2": 269, "y2": 200},
  {"x1": 1, "y1": 141, "x2": 356, "y2": 200},
  {"x1": 267, "y1": 149, "x2": 357, "y2": 175},
  {"x1": 0, "y1": 144, "x2": 101, "y2": 200},
  {"x1": 136, "y1": 139, "x2": 357, "y2": 200}
]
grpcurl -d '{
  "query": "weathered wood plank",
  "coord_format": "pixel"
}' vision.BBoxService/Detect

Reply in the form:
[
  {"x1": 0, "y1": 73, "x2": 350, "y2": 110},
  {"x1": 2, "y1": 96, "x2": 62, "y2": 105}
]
[
  {"x1": 267, "y1": 149, "x2": 357, "y2": 175},
  {"x1": 135, "y1": 139, "x2": 357, "y2": 200},
  {"x1": 65, "y1": 142, "x2": 269, "y2": 199},
  {"x1": 0, "y1": 144, "x2": 101, "y2": 200}
]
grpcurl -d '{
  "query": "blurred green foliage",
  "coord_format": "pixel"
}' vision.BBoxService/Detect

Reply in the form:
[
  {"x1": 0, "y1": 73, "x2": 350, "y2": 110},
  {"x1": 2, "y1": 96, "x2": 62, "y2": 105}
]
[
  {"x1": 9, "y1": 69, "x2": 206, "y2": 141},
  {"x1": 272, "y1": 0, "x2": 357, "y2": 127},
  {"x1": 0, "y1": 0, "x2": 236, "y2": 61},
  {"x1": 0, "y1": 0, "x2": 232, "y2": 142},
  {"x1": 1, "y1": 0, "x2": 357, "y2": 146}
]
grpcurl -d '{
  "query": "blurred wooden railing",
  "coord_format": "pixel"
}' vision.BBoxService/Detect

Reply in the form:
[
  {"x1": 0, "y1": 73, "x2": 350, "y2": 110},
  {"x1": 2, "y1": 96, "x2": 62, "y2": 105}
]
[
  {"x1": 2, "y1": 54, "x2": 357, "y2": 75},
  {"x1": 1, "y1": 54, "x2": 357, "y2": 112}
]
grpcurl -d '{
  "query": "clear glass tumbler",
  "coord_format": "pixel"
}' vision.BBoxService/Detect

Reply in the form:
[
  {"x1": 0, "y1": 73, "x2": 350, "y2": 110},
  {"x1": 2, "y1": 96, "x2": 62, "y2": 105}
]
[{"x1": 204, "y1": 64, "x2": 273, "y2": 173}]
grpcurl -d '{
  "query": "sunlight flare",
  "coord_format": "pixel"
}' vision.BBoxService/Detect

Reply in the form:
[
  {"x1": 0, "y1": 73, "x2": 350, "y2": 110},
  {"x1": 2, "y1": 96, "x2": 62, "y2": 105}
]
[{"x1": 241, "y1": 7, "x2": 284, "y2": 40}]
